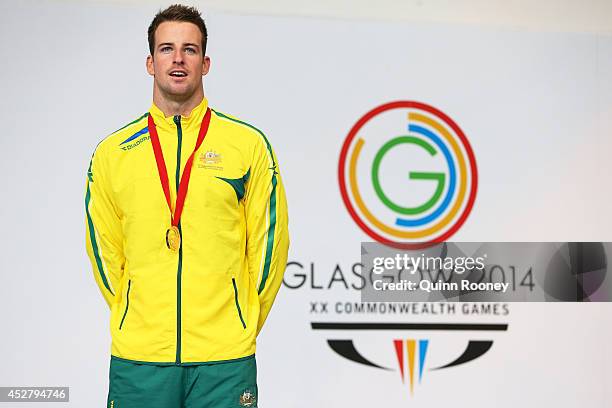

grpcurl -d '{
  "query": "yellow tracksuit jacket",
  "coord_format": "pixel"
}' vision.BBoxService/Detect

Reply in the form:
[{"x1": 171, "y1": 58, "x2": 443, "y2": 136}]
[{"x1": 85, "y1": 98, "x2": 289, "y2": 365}]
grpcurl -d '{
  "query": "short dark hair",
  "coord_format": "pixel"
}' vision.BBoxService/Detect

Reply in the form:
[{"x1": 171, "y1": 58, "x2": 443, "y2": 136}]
[{"x1": 147, "y1": 4, "x2": 208, "y2": 56}]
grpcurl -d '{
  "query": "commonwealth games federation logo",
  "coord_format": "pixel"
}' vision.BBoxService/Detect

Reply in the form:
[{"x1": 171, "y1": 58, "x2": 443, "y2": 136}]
[{"x1": 338, "y1": 101, "x2": 478, "y2": 248}]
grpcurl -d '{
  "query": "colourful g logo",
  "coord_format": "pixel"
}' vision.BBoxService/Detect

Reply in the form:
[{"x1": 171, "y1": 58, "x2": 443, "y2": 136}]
[{"x1": 338, "y1": 101, "x2": 478, "y2": 248}]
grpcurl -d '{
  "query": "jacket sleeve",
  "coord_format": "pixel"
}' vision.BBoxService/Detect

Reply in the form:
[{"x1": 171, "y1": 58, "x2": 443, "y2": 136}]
[
  {"x1": 84, "y1": 143, "x2": 125, "y2": 308},
  {"x1": 244, "y1": 134, "x2": 290, "y2": 335}
]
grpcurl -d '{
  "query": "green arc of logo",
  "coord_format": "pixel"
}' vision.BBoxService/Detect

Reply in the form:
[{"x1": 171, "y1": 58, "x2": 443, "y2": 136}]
[{"x1": 371, "y1": 136, "x2": 445, "y2": 216}]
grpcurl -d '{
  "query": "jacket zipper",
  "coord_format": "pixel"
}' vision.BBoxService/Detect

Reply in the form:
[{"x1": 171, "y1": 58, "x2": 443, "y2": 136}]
[
  {"x1": 119, "y1": 280, "x2": 131, "y2": 330},
  {"x1": 232, "y1": 278, "x2": 247, "y2": 329},
  {"x1": 174, "y1": 115, "x2": 183, "y2": 365}
]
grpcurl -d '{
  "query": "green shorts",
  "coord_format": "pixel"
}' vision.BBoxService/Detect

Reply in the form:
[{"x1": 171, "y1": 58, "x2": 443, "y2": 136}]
[{"x1": 107, "y1": 355, "x2": 258, "y2": 408}]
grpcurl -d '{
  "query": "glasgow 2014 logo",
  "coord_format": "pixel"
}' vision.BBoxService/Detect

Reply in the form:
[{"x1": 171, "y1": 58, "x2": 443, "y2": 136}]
[{"x1": 338, "y1": 101, "x2": 478, "y2": 248}]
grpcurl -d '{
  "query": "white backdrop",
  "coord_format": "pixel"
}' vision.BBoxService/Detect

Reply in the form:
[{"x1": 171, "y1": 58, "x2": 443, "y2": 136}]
[{"x1": 0, "y1": 1, "x2": 611, "y2": 407}]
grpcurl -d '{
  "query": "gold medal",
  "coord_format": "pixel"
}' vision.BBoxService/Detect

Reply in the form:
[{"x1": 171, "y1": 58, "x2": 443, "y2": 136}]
[{"x1": 166, "y1": 226, "x2": 181, "y2": 252}]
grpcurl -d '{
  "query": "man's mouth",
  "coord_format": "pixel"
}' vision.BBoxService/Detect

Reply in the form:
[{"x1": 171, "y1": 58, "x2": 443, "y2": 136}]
[{"x1": 169, "y1": 70, "x2": 187, "y2": 77}]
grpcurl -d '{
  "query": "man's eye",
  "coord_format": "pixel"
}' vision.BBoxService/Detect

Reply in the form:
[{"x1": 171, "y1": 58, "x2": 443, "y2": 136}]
[
  {"x1": 185, "y1": 48, "x2": 196, "y2": 54},
  {"x1": 160, "y1": 46, "x2": 172, "y2": 52}
]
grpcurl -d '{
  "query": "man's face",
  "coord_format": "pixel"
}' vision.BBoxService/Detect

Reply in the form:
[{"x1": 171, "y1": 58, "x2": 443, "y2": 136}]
[{"x1": 146, "y1": 21, "x2": 210, "y2": 102}]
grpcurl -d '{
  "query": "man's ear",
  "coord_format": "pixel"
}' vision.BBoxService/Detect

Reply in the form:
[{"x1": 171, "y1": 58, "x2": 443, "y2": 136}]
[
  {"x1": 146, "y1": 55, "x2": 154, "y2": 76},
  {"x1": 202, "y1": 56, "x2": 211, "y2": 76}
]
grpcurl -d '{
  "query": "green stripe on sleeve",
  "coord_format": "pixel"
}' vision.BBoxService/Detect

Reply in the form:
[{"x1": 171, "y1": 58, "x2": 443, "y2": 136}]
[
  {"x1": 85, "y1": 180, "x2": 114, "y2": 295},
  {"x1": 258, "y1": 174, "x2": 278, "y2": 294}
]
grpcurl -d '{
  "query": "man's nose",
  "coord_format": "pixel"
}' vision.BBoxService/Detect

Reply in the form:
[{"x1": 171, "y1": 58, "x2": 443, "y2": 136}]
[{"x1": 173, "y1": 50, "x2": 185, "y2": 64}]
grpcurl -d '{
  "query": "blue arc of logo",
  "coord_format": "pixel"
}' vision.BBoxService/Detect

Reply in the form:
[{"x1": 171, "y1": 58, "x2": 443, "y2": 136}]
[{"x1": 395, "y1": 124, "x2": 456, "y2": 227}]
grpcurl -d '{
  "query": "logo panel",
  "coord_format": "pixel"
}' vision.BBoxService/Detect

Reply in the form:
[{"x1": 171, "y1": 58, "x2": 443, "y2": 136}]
[{"x1": 338, "y1": 101, "x2": 478, "y2": 248}]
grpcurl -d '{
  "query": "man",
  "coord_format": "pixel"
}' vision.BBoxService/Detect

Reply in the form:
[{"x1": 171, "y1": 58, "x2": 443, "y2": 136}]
[{"x1": 84, "y1": 5, "x2": 289, "y2": 407}]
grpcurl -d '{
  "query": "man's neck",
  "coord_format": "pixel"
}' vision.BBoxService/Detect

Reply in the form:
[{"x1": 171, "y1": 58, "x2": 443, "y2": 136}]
[{"x1": 153, "y1": 88, "x2": 205, "y2": 117}]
